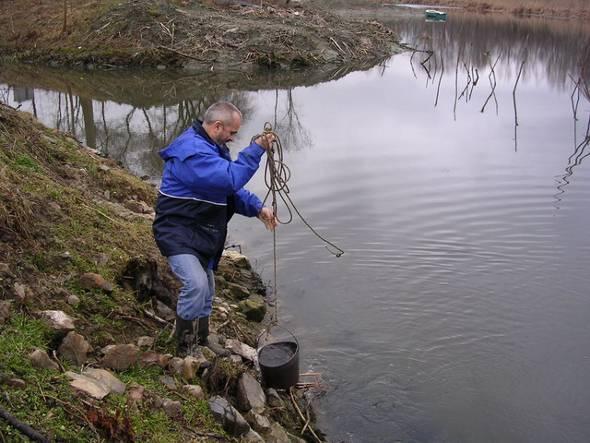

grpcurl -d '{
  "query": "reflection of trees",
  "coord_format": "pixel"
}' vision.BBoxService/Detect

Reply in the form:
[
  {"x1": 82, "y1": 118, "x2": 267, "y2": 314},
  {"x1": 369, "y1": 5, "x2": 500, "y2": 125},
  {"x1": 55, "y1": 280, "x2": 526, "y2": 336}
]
[
  {"x1": 395, "y1": 14, "x2": 589, "y2": 89},
  {"x1": 271, "y1": 88, "x2": 311, "y2": 151},
  {"x1": 88, "y1": 91, "x2": 252, "y2": 177}
]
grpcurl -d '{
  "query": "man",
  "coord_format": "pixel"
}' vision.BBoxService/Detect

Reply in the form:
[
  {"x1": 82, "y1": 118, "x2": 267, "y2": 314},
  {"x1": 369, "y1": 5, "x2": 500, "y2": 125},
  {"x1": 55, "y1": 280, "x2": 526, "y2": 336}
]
[{"x1": 153, "y1": 101, "x2": 276, "y2": 356}]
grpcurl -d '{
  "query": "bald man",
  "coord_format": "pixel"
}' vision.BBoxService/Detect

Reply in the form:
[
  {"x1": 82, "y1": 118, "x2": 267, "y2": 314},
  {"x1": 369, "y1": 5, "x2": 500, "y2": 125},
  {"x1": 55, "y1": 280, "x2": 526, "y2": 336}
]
[{"x1": 153, "y1": 102, "x2": 276, "y2": 356}]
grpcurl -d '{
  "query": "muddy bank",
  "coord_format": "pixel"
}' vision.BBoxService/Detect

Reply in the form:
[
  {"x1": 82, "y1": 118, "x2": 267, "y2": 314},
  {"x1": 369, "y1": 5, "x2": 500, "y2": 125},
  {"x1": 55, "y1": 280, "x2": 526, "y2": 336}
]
[
  {"x1": 0, "y1": 102, "x2": 323, "y2": 442},
  {"x1": 0, "y1": 0, "x2": 398, "y2": 71}
]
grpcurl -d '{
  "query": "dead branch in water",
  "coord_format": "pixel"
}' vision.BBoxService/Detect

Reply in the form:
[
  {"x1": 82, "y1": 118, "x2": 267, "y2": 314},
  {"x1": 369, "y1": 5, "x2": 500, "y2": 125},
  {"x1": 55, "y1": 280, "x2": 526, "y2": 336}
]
[{"x1": 481, "y1": 54, "x2": 501, "y2": 114}]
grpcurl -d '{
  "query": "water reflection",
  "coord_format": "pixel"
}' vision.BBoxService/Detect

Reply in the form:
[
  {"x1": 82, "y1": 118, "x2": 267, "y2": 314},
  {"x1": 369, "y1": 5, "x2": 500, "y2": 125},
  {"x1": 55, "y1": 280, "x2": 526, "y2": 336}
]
[
  {"x1": 394, "y1": 12, "x2": 590, "y2": 88},
  {"x1": 0, "y1": 64, "x2": 324, "y2": 176}
]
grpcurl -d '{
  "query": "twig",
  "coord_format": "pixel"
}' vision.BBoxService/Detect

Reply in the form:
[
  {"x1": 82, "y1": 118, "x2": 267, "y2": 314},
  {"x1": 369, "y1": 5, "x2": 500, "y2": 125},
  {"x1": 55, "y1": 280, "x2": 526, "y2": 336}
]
[
  {"x1": 142, "y1": 309, "x2": 169, "y2": 325},
  {"x1": 328, "y1": 37, "x2": 346, "y2": 56},
  {"x1": 44, "y1": 394, "x2": 101, "y2": 440},
  {"x1": 157, "y1": 45, "x2": 204, "y2": 62},
  {"x1": 289, "y1": 389, "x2": 322, "y2": 442},
  {"x1": 186, "y1": 425, "x2": 225, "y2": 440},
  {"x1": 0, "y1": 406, "x2": 49, "y2": 443},
  {"x1": 51, "y1": 350, "x2": 66, "y2": 373}
]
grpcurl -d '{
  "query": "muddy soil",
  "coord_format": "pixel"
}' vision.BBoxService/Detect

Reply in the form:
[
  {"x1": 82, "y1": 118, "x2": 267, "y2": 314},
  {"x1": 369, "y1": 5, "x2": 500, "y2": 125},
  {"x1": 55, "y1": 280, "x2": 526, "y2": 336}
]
[{"x1": 0, "y1": 0, "x2": 398, "y2": 70}]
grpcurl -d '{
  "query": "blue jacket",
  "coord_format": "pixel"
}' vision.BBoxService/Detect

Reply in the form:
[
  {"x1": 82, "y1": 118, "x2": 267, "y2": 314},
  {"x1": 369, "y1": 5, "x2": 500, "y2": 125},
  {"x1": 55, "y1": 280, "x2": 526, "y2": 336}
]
[{"x1": 153, "y1": 121, "x2": 265, "y2": 268}]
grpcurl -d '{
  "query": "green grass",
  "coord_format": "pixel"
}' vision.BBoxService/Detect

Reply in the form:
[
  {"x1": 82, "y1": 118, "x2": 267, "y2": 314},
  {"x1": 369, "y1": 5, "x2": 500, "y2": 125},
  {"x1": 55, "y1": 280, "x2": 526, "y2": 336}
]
[
  {"x1": 13, "y1": 153, "x2": 40, "y2": 172},
  {"x1": 0, "y1": 315, "x2": 95, "y2": 441}
]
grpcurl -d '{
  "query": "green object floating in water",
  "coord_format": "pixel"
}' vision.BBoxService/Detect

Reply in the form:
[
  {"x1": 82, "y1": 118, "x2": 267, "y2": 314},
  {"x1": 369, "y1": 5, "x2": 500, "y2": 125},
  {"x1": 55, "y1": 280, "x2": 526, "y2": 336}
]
[{"x1": 425, "y1": 9, "x2": 448, "y2": 21}]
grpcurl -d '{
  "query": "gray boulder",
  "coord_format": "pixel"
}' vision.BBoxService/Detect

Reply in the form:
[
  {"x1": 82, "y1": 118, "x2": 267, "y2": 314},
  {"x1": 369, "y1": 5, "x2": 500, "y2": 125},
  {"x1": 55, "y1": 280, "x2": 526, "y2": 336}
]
[
  {"x1": 237, "y1": 372, "x2": 266, "y2": 413},
  {"x1": 209, "y1": 395, "x2": 250, "y2": 436}
]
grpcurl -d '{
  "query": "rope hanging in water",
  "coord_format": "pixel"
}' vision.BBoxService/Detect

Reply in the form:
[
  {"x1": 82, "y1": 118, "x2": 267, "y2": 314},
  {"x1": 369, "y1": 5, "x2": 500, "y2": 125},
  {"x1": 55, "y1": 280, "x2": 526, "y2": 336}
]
[{"x1": 252, "y1": 122, "x2": 344, "y2": 324}]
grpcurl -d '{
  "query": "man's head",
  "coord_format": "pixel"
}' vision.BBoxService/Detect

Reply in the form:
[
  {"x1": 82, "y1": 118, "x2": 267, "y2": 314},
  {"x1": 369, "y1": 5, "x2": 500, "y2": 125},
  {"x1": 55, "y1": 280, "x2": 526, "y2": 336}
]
[{"x1": 202, "y1": 102, "x2": 242, "y2": 146}]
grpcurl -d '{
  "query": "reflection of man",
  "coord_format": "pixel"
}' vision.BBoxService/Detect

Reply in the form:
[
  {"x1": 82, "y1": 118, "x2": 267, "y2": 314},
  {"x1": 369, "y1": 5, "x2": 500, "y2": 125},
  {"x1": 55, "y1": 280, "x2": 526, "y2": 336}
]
[{"x1": 153, "y1": 102, "x2": 276, "y2": 356}]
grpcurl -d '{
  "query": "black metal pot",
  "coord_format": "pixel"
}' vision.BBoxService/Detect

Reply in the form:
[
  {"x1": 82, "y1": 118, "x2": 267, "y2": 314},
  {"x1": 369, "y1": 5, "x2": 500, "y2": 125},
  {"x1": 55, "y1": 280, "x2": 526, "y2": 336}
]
[{"x1": 258, "y1": 338, "x2": 299, "y2": 389}]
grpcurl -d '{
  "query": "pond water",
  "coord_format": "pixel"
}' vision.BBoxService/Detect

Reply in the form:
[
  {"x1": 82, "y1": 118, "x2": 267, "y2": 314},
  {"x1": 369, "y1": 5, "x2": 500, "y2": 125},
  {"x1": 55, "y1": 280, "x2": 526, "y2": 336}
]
[{"x1": 2, "y1": 9, "x2": 590, "y2": 443}]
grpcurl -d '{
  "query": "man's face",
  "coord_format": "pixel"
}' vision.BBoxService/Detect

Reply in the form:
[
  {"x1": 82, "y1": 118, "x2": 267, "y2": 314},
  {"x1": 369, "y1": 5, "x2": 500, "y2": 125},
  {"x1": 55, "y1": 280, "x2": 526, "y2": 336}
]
[{"x1": 213, "y1": 113, "x2": 241, "y2": 145}]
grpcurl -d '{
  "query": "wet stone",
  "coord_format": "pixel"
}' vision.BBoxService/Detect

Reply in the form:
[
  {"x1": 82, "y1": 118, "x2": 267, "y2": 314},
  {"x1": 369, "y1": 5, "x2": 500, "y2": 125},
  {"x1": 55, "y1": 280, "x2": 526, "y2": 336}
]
[
  {"x1": 237, "y1": 372, "x2": 266, "y2": 413},
  {"x1": 209, "y1": 396, "x2": 250, "y2": 436}
]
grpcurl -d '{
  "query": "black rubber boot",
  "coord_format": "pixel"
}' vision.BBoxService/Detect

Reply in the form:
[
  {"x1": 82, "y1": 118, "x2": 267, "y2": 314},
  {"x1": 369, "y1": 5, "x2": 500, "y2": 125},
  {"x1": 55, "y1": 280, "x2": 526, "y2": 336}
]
[
  {"x1": 175, "y1": 315, "x2": 197, "y2": 357},
  {"x1": 197, "y1": 316, "x2": 209, "y2": 346}
]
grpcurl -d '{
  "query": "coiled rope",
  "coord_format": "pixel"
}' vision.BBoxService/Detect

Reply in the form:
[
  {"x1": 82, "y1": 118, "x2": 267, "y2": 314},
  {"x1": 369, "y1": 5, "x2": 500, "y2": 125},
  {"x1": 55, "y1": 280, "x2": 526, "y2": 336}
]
[{"x1": 252, "y1": 122, "x2": 344, "y2": 324}]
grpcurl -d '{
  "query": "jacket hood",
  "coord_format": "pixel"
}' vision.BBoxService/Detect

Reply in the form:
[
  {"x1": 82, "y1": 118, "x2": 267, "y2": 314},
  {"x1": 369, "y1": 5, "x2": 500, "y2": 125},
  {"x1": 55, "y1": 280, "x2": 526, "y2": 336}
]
[{"x1": 159, "y1": 120, "x2": 222, "y2": 162}]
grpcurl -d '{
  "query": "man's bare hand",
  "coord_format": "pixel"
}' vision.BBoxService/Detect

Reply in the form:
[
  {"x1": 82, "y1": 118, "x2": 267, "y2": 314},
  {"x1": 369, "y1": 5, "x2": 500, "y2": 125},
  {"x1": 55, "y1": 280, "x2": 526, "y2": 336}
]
[
  {"x1": 254, "y1": 133, "x2": 276, "y2": 151},
  {"x1": 257, "y1": 207, "x2": 278, "y2": 230}
]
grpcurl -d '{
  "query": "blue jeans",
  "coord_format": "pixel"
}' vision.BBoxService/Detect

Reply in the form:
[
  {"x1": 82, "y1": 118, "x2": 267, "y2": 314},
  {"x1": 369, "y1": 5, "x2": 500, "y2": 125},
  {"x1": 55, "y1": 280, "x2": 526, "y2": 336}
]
[{"x1": 167, "y1": 254, "x2": 215, "y2": 320}]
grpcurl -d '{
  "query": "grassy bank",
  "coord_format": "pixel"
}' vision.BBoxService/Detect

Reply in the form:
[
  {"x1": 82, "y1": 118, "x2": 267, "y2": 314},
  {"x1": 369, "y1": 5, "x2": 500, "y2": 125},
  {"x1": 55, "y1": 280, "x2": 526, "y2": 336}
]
[{"x1": 0, "y1": 103, "x2": 318, "y2": 441}]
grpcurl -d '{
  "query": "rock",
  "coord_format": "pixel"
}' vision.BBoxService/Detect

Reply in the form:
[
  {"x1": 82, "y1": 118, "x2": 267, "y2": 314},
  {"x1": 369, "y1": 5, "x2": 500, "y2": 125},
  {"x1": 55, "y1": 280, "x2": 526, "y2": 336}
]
[
  {"x1": 182, "y1": 356, "x2": 202, "y2": 380},
  {"x1": 101, "y1": 344, "x2": 139, "y2": 370},
  {"x1": 29, "y1": 349, "x2": 59, "y2": 371},
  {"x1": 183, "y1": 384, "x2": 204, "y2": 400},
  {"x1": 227, "y1": 282, "x2": 251, "y2": 300},
  {"x1": 104, "y1": 190, "x2": 111, "y2": 200},
  {"x1": 217, "y1": 305, "x2": 230, "y2": 315},
  {"x1": 124, "y1": 200, "x2": 152, "y2": 214},
  {"x1": 160, "y1": 375, "x2": 177, "y2": 390},
  {"x1": 225, "y1": 339, "x2": 257, "y2": 364},
  {"x1": 156, "y1": 64, "x2": 167, "y2": 71},
  {"x1": 246, "y1": 411, "x2": 272, "y2": 433},
  {"x1": 267, "y1": 422, "x2": 292, "y2": 443},
  {"x1": 243, "y1": 429, "x2": 265, "y2": 442},
  {"x1": 5, "y1": 378, "x2": 26, "y2": 389},
  {"x1": 207, "y1": 340, "x2": 230, "y2": 357},
  {"x1": 0, "y1": 300, "x2": 12, "y2": 324},
  {"x1": 238, "y1": 295, "x2": 266, "y2": 322},
  {"x1": 237, "y1": 373, "x2": 266, "y2": 413},
  {"x1": 58, "y1": 331, "x2": 92, "y2": 365},
  {"x1": 66, "y1": 294, "x2": 80, "y2": 307},
  {"x1": 95, "y1": 253, "x2": 110, "y2": 266},
  {"x1": 162, "y1": 399, "x2": 183, "y2": 420},
  {"x1": 0, "y1": 263, "x2": 10, "y2": 274},
  {"x1": 79, "y1": 272, "x2": 113, "y2": 293},
  {"x1": 266, "y1": 388, "x2": 284, "y2": 409},
  {"x1": 66, "y1": 372, "x2": 110, "y2": 399},
  {"x1": 168, "y1": 357, "x2": 184, "y2": 375},
  {"x1": 137, "y1": 336, "x2": 154, "y2": 348},
  {"x1": 229, "y1": 354, "x2": 243, "y2": 364},
  {"x1": 209, "y1": 396, "x2": 250, "y2": 436},
  {"x1": 127, "y1": 384, "x2": 145, "y2": 406},
  {"x1": 66, "y1": 369, "x2": 125, "y2": 399},
  {"x1": 13, "y1": 283, "x2": 28, "y2": 302},
  {"x1": 222, "y1": 250, "x2": 251, "y2": 269},
  {"x1": 140, "y1": 351, "x2": 172, "y2": 368},
  {"x1": 39, "y1": 310, "x2": 75, "y2": 331},
  {"x1": 155, "y1": 300, "x2": 175, "y2": 321},
  {"x1": 98, "y1": 164, "x2": 110, "y2": 172},
  {"x1": 84, "y1": 368, "x2": 126, "y2": 394}
]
